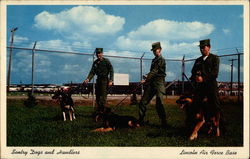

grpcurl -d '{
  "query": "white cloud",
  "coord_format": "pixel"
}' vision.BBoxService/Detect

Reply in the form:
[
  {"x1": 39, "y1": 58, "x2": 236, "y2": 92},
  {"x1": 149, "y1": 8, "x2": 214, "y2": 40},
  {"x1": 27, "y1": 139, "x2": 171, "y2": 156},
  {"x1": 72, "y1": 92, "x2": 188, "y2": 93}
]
[
  {"x1": 13, "y1": 51, "x2": 32, "y2": 73},
  {"x1": 35, "y1": 39, "x2": 73, "y2": 52},
  {"x1": 222, "y1": 28, "x2": 230, "y2": 35},
  {"x1": 72, "y1": 41, "x2": 92, "y2": 50},
  {"x1": 115, "y1": 36, "x2": 201, "y2": 59},
  {"x1": 34, "y1": 6, "x2": 125, "y2": 40},
  {"x1": 166, "y1": 71, "x2": 176, "y2": 78},
  {"x1": 34, "y1": 40, "x2": 85, "y2": 57},
  {"x1": 115, "y1": 36, "x2": 152, "y2": 52},
  {"x1": 13, "y1": 50, "x2": 52, "y2": 77},
  {"x1": 36, "y1": 54, "x2": 51, "y2": 67},
  {"x1": 11, "y1": 35, "x2": 29, "y2": 43},
  {"x1": 105, "y1": 50, "x2": 136, "y2": 58},
  {"x1": 124, "y1": 19, "x2": 214, "y2": 41},
  {"x1": 25, "y1": 39, "x2": 93, "y2": 56},
  {"x1": 115, "y1": 19, "x2": 214, "y2": 58},
  {"x1": 162, "y1": 41, "x2": 200, "y2": 58},
  {"x1": 220, "y1": 63, "x2": 237, "y2": 73},
  {"x1": 62, "y1": 64, "x2": 82, "y2": 75}
]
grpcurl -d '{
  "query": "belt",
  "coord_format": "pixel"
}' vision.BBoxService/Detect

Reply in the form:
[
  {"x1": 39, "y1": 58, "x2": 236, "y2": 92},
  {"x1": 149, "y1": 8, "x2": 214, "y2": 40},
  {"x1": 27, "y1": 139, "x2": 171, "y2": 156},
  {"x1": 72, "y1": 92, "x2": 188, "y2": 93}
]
[{"x1": 97, "y1": 76, "x2": 108, "y2": 80}]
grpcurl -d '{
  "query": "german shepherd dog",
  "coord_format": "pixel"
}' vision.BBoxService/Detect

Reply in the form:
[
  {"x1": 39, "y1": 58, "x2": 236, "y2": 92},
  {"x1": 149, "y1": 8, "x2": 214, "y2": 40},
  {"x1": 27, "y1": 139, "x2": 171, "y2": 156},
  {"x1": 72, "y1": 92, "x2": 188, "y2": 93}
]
[
  {"x1": 92, "y1": 108, "x2": 140, "y2": 132},
  {"x1": 176, "y1": 95, "x2": 224, "y2": 140},
  {"x1": 52, "y1": 88, "x2": 76, "y2": 121}
]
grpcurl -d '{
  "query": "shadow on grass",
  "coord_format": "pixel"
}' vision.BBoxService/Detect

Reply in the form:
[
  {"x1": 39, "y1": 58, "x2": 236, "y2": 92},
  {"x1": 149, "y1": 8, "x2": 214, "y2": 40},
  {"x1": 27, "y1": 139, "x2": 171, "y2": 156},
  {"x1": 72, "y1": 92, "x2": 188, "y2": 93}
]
[{"x1": 146, "y1": 126, "x2": 187, "y2": 138}]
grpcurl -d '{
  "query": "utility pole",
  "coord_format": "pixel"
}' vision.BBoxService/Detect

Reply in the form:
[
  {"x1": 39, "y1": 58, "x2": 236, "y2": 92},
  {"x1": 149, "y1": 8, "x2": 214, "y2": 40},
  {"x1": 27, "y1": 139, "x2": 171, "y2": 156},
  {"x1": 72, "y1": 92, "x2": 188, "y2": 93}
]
[
  {"x1": 236, "y1": 48, "x2": 241, "y2": 103},
  {"x1": 228, "y1": 59, "x2": 237, "y2": 96},
  {"x1": 31, "y1": 41, "x2": 37, "y2": 95},
  {"x1": 7, "y1": 27, "x2": 18, "y2": 92},
  {"x1": 92, "y1": 51, "x2": 96, "y2": 108}
]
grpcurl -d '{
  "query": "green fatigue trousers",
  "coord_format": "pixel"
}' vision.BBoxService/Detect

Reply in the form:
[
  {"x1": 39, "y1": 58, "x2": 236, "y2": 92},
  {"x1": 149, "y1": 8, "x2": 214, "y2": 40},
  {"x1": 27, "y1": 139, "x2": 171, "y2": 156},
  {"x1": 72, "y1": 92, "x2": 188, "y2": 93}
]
[
  {"x1": 139, "y1": 80, "x2": 167, "y2": 125},
  {"x1": 95, "y1": 78, "x2": 108, "y2": 112}
]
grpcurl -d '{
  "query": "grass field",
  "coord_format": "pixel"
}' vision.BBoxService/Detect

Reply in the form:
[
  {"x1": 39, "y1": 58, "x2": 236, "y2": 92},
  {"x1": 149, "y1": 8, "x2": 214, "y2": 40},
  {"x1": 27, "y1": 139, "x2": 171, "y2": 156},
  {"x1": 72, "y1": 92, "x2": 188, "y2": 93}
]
[{"x1": 7, "y1": 96, "x2": 243, "y2": 147}]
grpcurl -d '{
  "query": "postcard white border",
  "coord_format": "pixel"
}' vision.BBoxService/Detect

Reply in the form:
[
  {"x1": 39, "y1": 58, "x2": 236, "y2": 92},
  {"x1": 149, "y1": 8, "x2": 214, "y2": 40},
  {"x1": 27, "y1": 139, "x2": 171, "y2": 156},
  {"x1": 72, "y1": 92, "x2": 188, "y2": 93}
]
[{"x1": 0, "y1": 0, "x2": 249, "y2": 159}]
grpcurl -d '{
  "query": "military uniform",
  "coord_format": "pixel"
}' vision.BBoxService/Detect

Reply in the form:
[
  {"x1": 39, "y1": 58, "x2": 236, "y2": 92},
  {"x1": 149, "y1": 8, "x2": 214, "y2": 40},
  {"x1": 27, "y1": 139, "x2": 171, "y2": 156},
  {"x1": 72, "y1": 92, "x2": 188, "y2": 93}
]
[
  {"x1": 190, "y1": 39, "x2": 220, "y2": 117},
  {"x1": 86, "y1": 48, "x2": 114, "y2": 112},
  {"x1": 138, "y1": 42, "x2": 167, "y2": 126}
]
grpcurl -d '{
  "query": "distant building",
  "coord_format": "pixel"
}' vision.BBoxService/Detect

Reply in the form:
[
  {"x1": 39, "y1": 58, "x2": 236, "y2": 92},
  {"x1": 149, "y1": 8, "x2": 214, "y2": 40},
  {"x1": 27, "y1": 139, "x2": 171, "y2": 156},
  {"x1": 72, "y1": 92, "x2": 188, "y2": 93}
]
[{"x1": 8, "y1": 81, "x2": 243, "y2": 96}]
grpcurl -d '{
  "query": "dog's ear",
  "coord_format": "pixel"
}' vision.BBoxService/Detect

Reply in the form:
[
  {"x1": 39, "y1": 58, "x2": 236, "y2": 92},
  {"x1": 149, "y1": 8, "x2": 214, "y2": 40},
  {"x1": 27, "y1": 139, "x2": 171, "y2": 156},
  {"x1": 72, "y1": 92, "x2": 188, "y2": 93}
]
[{"x1": 185, "y1": 98, "x2": 193, "y2": 104}]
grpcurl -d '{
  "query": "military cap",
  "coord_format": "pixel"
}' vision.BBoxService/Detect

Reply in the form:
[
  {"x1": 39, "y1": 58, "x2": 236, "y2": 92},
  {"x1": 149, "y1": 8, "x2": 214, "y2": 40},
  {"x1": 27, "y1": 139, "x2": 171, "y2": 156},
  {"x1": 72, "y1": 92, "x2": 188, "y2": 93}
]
[
  {"x1": 199, "y1": 39, "x2": 210, "y2": 47},
  {"x1": 151, "y1": 42, "x2": 162, "y2": 51},
  {"x1": 95, "y1": 48, "x2": 103, "y2": 54}
]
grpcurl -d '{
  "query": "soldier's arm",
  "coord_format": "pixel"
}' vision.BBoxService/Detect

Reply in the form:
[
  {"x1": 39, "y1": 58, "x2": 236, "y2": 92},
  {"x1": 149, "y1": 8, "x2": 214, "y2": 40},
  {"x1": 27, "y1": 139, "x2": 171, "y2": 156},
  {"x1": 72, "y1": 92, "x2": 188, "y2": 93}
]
[
  {"x1": 190, "y1": 59, "x2": 201, "y2": 82},
  {"x1": 86, "y1": 62, "x2": 96, "y2": 81},
  {"x1": 107, "y1": 59, "x2": 114, "y2": 82},
  {"x1": 203, "y1": 56, "x2": 220, "y2": 82}
]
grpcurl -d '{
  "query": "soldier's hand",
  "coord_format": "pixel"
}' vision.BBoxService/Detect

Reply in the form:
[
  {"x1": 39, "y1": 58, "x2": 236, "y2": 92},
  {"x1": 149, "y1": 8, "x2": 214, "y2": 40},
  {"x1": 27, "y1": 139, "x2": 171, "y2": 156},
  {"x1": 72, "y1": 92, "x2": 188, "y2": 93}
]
[
  {"x1": 140, "y1": 80, "x2": 146, "y2": 84},
  {"x1": 83, "y1": 79, "x2": 89, "y2": 84},
  {"x1": 108, "y1": 81, "x2": 113, "y2": 86},
  {"x1": 195, "y1": 75, "x2": 203, "y2": 83}
]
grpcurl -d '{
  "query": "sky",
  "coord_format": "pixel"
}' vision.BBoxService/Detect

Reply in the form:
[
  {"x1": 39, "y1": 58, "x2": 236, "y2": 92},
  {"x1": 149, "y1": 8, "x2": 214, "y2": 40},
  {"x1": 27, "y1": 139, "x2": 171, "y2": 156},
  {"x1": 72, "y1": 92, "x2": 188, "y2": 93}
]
[{"x1": 6, "y1": 5, "x2": 244, "y2": 84}]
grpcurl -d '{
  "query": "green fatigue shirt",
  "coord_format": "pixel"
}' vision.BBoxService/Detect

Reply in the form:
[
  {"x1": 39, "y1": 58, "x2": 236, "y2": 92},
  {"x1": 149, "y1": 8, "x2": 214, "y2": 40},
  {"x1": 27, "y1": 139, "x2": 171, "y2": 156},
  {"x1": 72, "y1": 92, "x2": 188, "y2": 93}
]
[
  {"x1": 146, "y1": 55, "x2": 166, "y2": 82},
  {"x1": 87, "y1": 57, "x2": 114, "y2": 82},
  {"x1": 191, "y1": 53, "x2": 220, "y2": 92}
]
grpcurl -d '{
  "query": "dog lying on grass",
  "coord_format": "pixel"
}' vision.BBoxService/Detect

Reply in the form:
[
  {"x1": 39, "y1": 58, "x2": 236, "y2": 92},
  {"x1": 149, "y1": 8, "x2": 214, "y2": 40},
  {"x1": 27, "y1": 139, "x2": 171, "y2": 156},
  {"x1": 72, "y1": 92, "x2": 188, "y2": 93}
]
[
  {"x1": 52, "y1": 88, "x2": 76, "y2": 121},
  {"x1": 92, "y1": 108, "x2": 140, "y2": 132},
  {"x1": 176, "y1": 95, "x2": 224, "y2": 140}
]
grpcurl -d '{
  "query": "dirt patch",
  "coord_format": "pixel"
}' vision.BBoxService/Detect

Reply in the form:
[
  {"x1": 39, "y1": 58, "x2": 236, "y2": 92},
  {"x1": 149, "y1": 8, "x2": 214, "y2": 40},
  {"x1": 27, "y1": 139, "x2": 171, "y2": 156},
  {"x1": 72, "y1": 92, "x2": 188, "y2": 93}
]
[
  {"x1": 7, "y1": 95, "x2": 178, "y2": 107},
  {"x1": 7, "y1": 95, "x2": 239, "y2": 107}
]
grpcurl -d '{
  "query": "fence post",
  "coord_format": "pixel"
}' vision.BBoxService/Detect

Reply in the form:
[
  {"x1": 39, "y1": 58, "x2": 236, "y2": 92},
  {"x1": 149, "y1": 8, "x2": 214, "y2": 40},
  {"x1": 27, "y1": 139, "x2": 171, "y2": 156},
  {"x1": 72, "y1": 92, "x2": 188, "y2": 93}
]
[
  {"x1": 92, "y1": 52, "x2": 95, "y2": 108},
  {"x1": 181, "y1": 55, "x2": 185, "y2": 94},
  {"x1": 236, "y1": 48, "x2": 241, "y2": 103},
  {"x1": 140, "y1": 52, "x2": 145, "y2": 96},
  {"x1": 228, "y1": 59, "x2": 237, "y2": 96},
  {"x1": 31, "y1": 41, "x2": 37, "y2": 95}
]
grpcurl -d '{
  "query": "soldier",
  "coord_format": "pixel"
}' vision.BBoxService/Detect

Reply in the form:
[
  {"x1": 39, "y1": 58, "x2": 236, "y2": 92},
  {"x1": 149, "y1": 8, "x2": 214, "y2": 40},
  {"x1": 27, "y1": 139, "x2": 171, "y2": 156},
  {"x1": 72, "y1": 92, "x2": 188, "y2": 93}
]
[
  {"x1": 138, "y1": 42, "x2": 168, "y2": 128},
  {"x1": 84, "y1": 48, "x2": 114, "y2": 113},
  {"x1": 190, "y1": 39, "x2": 220, "y2": 121}
]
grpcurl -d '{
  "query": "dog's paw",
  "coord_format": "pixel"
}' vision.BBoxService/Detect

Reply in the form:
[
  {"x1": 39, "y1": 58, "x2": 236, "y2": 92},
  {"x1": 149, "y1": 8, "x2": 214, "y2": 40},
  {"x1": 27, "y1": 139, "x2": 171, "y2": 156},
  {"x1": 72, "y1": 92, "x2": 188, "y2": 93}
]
[{"x1": 189, "y1": 133, "x2": 198, "y2": 141}]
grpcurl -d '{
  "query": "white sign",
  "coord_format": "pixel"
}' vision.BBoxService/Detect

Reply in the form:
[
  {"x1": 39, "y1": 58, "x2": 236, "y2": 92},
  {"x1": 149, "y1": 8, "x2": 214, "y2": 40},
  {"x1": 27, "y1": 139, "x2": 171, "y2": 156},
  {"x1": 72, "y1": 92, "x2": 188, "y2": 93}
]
[{"x1": 113, "y1": 73, "x2": 129, "y2": 86}]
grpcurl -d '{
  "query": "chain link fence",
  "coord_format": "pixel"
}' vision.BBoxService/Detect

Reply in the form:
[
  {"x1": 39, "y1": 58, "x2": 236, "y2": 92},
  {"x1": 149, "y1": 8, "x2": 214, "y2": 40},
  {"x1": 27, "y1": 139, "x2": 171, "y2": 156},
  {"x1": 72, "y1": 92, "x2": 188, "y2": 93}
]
[{"x1": 6, "y1": 44, "x2": 243, "y2": 101}]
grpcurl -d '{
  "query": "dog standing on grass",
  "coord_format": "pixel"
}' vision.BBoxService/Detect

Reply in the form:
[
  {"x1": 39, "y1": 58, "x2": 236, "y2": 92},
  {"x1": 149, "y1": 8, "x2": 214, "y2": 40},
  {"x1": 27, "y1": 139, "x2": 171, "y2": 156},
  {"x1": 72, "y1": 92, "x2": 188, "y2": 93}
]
[
  {"x1": 52, "y1": 88, "x2": 76, "y2": 121},
  {"x1": 92, "y1": 108, "x2": 140, "y2": 132},
  {"x1": 176, "y1": 95, "x2": 224, "y2": 140}
]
